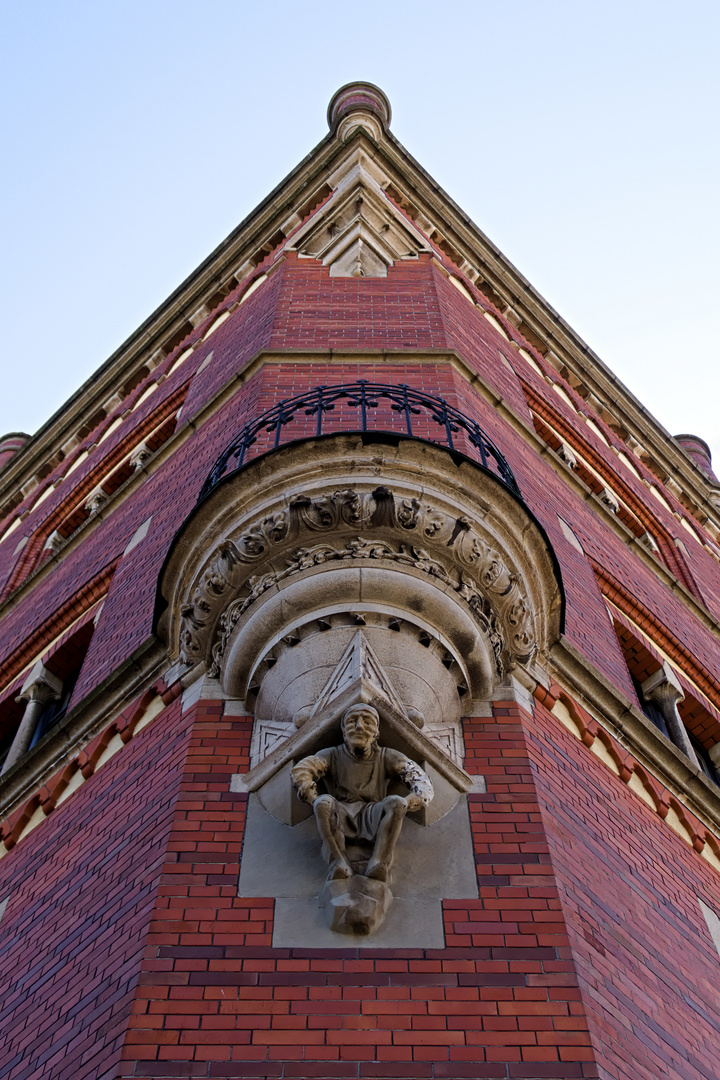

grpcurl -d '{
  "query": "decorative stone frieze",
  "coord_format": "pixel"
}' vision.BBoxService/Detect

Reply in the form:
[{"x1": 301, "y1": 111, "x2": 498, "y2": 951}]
[{"x1": 157, "y1": 435, "x2": 563, "y2": 707}]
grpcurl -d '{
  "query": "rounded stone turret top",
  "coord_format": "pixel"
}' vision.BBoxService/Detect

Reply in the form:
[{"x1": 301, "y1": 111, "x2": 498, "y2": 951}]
[
  {"x1": 328, "y1": 82, "x2": 391, "y2": 141},
  {"x1": 674, "y1": 433, "x2": 719, "y2": 485},
  {"x1": 0, "y1": 432, "x2": 30, "y2": 473}
]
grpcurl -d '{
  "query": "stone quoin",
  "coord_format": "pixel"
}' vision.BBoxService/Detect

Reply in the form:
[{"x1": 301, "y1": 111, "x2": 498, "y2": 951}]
[{"x1": 1, "y1": 83, "x2": 720, "y2": 1080}]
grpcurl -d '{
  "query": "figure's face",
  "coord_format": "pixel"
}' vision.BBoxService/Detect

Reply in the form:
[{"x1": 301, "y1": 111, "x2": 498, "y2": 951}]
[{"x1": 342, "y1": 707, "x2": 379, "y2": 754}]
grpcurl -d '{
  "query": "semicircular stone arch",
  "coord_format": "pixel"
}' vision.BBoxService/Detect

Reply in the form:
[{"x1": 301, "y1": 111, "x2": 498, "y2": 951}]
[{"x1": 157, "y1": 433, "x2": 564, "y2": 724}]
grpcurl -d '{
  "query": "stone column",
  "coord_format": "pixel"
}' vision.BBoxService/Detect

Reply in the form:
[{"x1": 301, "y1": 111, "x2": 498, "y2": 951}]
[
  {"x1": 641, "y1": 662, "x2": 701, "y2": 770},
  {"x1": 2, "y1": 662, "x2": 63, "y2": 775}
]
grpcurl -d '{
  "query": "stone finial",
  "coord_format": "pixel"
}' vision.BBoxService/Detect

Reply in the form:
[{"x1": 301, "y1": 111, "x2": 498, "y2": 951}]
[
  {"x1": 0, "y1": 432, "x2": 30, "y2": 473},
  {"x1": 641, "y1": 662, "x2": 700, "y2": 769},
  {"x1": 327, "y1": 82, "x2": 391, "y2": 141},
  {"x1": 674, "y1": 434, "x2": 719, "y2": 486}
]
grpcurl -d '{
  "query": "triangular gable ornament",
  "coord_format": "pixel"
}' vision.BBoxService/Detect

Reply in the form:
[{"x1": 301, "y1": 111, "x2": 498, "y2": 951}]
[{"x1": 304, "y1": 630, "x2": 410, "y2": 727}]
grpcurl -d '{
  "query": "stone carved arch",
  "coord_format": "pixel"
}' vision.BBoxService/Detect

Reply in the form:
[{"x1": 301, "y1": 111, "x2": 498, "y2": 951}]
[{"x1": 156, "y1": 433, "x2": 564, "y2": 707}]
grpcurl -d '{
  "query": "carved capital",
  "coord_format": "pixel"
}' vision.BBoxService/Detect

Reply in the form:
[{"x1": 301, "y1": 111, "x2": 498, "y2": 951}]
[
  {"x1": 641, "y1": 663, "x2": 684, "y2": 711},
  {"x1": 641, "y1": 663, "x2": 700, "y2": 769},
  {"x1": 18, "y1": 661, "x2": 63, "y2": 707},
  {"x1": 84, "y1": 486, "x2": 108, "y2": 515}
]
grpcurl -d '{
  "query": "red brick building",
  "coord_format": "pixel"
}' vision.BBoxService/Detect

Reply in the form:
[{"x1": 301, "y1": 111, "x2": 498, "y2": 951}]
[{"x1": 1, "y1": 83, "x2": 720, "y2": 1080}]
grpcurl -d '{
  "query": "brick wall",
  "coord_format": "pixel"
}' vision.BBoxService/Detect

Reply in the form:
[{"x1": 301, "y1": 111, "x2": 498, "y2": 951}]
[
  {"x1": 3, "y1": 257, "x2": 719, "y2": 727},
  {"x1": 120, "y1": 699, "x2": 597, "y2": 1080},
  {"x1": 2, "y1": 254, "x2": 720, "y2": 1079},
  {"x1": 528, "y1": 700, "x2": 720, "y2": 1080},
  {"x1": 0, "y1": 697, "x2": 191, "y2": 1080}
]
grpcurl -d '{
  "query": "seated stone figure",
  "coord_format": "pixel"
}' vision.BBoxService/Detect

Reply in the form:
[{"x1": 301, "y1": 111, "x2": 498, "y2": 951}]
[{"x1": 291, "y1": 703, "x2": 433, "y2": 883}]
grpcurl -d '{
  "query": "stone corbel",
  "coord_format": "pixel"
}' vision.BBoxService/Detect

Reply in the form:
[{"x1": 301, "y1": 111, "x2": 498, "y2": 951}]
[
  {"x1": 599, "y1": 487, "x2": 620, "y2": 514},
  {"x1": 101, "y1": 391, "x2": 125, "y2": 415},
  {"x1": 44, "y1": 530, "x2": 65, "y2": 555},
  {"x1": 641, "y1": 663, "x2": 701, "y2": 770},
  {"x1": 188, "y1": 303, "x2": 212, "y2": 328},
  {"x1": 1, "y1": 662, "x2": 63, "y2": 775},
  {"x1": 84, "y1": 486, "x2": 109, "y2": 516},
  {"x1": 558, "y1": 443, "x2": 578, "y2": 470},
  {"x1": 129, "y1": 443, "x2": 152, "y2": 472}
]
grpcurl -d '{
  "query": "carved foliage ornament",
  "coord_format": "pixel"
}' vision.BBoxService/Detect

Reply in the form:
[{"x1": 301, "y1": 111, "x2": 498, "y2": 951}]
[{"x1": 178, "y1": 487, "x2": 536, "y2": 674}]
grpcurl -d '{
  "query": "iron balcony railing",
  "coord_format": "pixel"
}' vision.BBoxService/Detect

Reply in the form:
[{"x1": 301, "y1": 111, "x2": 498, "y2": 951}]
[{"x1": 198, "y1": 381, "x2": 520, "y2": 500}]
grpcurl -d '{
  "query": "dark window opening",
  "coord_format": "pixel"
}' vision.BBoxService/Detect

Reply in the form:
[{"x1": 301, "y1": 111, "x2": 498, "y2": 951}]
[
  {"x1": 616, "y1": 620, "x2": 720, "y2": 784},
  {"x1": 0, "y1": 619, "x2": 94, "y2": 776},
  {"x1": 631, "y1": 676, "x2": 670, "y2": 738},
  {"x1": 28, "y1": 667, "x2": 81, "y2": 750}
]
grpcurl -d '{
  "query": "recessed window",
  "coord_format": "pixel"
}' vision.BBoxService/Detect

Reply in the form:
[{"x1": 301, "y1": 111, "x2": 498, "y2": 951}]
[
  {"x1": 585, "y1": 417, "x2": 609, "y2": 446},
  {"x1": 131, "y1": 384, "x2": 158, "y2": 411},
  {"x1": 28, "y1": 486, "x2": 54, "y2": 514},
  {"x1": 517, "y1": 347, "x2": 544, "y2": 376},
  {"x1": 449, "y1": 276, "x2": 473, "y2": 303},
  {"x1": 551, "y1": 383, "x2": 577, "y2": 411},
  {"x1": 649, "y1": 486, "x2": 672, "y2": 511},
  {"x1": 0, "y1": 518, "x2": 20, "y2": 544},
  {"x1": 616, "y1": 451, "x2": 641, "y2": 478},
  {"x1": 63, "y1": 450, "x2": 89, "y2": 478},
  {"x1": 240, "y1": 274, "x2": 268, "y2": 304}
]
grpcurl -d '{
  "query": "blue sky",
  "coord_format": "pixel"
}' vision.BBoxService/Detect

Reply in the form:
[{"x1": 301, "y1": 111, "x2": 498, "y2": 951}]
[{"x1": 1, "y1": 0, "x2": 718, "y2": 463}]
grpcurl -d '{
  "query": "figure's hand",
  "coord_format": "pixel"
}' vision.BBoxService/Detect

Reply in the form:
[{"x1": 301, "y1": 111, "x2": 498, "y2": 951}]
[
  {"x1": 404, "y1": 792, "x2": 424, "y2": 813},
  {"x1": 296, "y1": 781, "x2": 318, "y2": 805}
]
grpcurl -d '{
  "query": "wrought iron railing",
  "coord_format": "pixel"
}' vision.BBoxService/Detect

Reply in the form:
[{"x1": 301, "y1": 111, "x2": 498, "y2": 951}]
[{"x1": 198, "y1": 381, "x2": 520, "y2": 500}]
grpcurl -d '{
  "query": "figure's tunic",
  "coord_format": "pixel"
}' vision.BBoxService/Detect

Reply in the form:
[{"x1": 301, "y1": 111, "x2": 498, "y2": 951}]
[{"x1": 291, "y1": 744, "x2": 433, "y2": 841}]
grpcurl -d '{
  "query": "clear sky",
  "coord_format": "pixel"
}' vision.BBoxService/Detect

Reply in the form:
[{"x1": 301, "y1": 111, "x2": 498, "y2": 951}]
[{"x1": 1, "y1": 0, "x2": 718, "y2": 464}]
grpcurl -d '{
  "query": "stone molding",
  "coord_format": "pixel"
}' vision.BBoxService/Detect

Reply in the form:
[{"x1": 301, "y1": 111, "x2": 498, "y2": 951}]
[
  {"x1": 157, "y1": 435, "x2": 563, "y2": 701},
  {"x1": 287, "y1": 146, "x2": 432, "y2": 278}
]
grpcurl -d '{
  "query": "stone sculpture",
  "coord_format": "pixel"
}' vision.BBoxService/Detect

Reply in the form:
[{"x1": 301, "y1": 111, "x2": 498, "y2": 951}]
[{"x1": 291, "y1": 703, "x2": 433, "y2": 935}]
